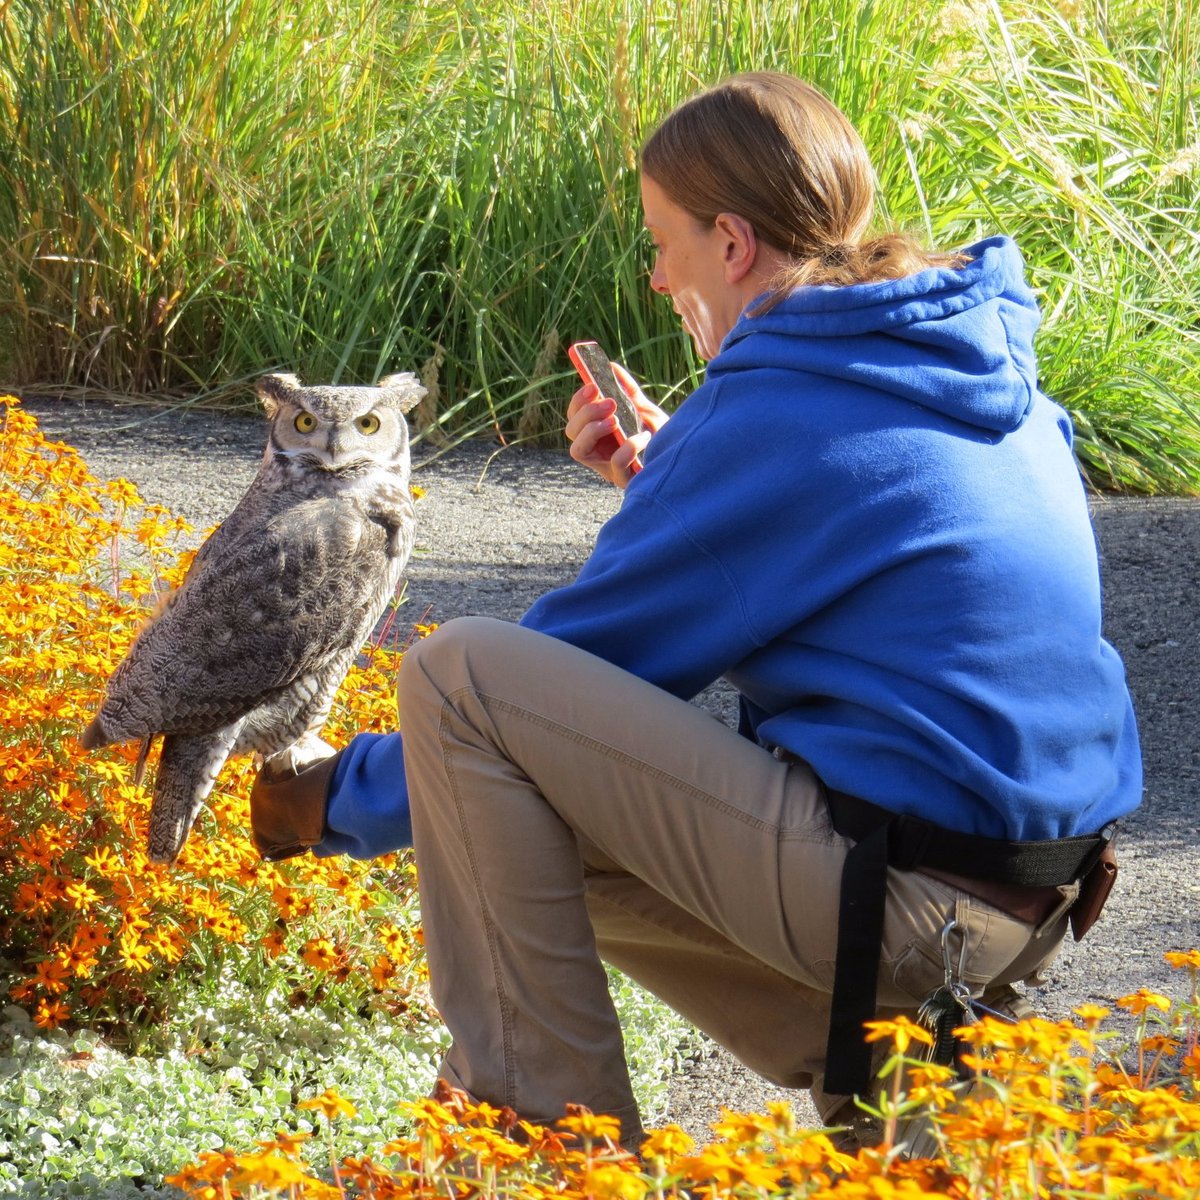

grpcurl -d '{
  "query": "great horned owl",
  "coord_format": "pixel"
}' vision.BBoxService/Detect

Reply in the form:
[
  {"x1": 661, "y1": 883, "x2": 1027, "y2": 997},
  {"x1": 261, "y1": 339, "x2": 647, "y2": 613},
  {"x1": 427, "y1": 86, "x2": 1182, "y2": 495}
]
[{"x1": 81, "y1": 371, "x2": 426, "y2": 864}]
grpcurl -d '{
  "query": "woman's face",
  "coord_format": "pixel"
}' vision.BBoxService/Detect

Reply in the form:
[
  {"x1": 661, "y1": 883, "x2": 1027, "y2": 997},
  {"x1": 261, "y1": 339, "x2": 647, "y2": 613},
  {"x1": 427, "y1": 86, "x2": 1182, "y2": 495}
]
[{"x1": 640, "y1": 174, "x2": 751, "y2": 361}]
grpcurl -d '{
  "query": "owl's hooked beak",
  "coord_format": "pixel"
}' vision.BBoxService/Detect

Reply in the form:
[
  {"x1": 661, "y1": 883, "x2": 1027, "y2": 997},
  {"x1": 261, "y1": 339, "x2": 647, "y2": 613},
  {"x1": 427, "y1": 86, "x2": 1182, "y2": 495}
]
[
  {"x1": 303, "y1": 435, "x2": 374, "y2": 475},
  {"x1": 317, "y1": 431, "x2": 367, "y2": 472}
]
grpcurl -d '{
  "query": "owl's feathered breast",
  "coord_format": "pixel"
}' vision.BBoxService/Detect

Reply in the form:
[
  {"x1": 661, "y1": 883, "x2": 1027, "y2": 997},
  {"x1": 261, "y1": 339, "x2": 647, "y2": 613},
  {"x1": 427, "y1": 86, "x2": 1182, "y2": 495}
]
[{"x1": 100, "y1": 483, "x2": 412, "y2": 738}]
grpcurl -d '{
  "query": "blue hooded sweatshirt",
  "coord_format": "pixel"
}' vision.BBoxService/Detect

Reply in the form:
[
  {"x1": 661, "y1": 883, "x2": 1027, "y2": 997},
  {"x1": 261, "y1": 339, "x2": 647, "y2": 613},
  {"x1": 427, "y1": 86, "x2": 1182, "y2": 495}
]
[{"x1": 318, "y1": 236, "x2": 1141, "y2": 856}]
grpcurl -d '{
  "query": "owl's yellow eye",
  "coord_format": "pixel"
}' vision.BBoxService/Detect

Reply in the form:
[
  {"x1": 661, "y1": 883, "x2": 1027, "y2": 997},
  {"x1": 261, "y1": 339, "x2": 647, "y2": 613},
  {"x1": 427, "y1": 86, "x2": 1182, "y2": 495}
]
[
  {"x1": 294, "y1": 411, "x2": 318, "y2": 434},
  {"x1": 355, "y1": 413, "x2": 381, "y2": 435}
]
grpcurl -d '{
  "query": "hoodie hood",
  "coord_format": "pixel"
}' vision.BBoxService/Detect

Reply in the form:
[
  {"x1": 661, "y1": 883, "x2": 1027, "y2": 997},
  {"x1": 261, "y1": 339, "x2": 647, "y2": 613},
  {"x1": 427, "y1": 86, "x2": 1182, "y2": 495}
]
[{"x1": 713, "y1": 236, "x2": 1042, "y2": 434}]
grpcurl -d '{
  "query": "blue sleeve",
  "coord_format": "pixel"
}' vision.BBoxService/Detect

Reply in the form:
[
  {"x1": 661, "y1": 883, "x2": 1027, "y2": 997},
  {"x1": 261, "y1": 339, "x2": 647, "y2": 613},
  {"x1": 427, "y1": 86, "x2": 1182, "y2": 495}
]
[
  {"x1": 520, "y1": 488, "x2": 762, "y2": 699},
  {"x1": 315, "y1": 731, "x2": 412, "y2": 859}
]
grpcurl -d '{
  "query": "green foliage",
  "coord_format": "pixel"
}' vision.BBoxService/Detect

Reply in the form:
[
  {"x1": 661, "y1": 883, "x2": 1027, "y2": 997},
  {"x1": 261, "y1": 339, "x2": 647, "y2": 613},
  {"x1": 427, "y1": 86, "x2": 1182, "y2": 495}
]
[
  {"x1": 0, "y1": 0, "x2": 1197, "y2": 487},
  {"x1": 0, "y1": 970, "x2": 698, "y2": 1196},
  {"x1": 0, "y1": 990, "x2": 448, "y2": 1197}
]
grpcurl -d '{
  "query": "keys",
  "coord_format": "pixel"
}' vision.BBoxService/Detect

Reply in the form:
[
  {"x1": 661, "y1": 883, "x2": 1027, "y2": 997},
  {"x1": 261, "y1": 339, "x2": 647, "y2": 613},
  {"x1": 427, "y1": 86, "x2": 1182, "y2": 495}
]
[
  {"x1": 916, "y1": 920, "x2": 978, "y2": 1067},
  {"x1": 917, "y1": 986, "x2": 967, "y2": 1066}
]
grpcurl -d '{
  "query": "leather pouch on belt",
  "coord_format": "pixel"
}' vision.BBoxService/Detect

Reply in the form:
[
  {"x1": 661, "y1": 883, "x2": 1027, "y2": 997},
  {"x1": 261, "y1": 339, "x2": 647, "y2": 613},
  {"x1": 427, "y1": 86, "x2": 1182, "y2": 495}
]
[{"x1": 1070, "y1": 843, "x2": 1118, "y2": 941}]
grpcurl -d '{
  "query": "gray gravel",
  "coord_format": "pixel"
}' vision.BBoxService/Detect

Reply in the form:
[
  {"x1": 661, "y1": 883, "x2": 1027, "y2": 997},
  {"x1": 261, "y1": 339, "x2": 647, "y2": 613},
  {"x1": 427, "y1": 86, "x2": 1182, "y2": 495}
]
[{"x1": 23, "y1": 395, "x2": 1200, "y2": 1144}]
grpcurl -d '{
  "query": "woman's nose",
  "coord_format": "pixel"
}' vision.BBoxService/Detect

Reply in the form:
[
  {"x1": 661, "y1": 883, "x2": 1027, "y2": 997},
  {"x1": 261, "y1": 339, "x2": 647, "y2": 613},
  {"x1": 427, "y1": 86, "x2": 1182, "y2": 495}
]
[{"x1": 649, "y1": 256, "x2": 669, "y2": 295}]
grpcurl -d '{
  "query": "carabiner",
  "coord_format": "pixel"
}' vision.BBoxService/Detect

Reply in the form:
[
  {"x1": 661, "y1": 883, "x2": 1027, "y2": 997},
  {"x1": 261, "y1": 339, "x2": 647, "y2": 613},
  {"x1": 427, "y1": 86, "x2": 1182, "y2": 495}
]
[{"x1": 939, "y1": 918, "x2": 968, "y2": 991}]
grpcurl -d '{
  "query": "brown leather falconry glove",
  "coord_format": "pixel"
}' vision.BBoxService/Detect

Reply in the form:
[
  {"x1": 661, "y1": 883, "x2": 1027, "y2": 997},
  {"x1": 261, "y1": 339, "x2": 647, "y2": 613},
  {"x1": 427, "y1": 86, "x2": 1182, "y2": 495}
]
[{"x1": 249, "y1": 751, "x2": 344, "y2": 861}]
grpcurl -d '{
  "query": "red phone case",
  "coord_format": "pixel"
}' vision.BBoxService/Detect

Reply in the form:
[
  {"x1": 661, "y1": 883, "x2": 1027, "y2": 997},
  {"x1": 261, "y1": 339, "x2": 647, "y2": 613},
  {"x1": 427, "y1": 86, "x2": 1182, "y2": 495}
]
[{"x1": 569, "y1": 342, "x2": 642, "y2": 441}]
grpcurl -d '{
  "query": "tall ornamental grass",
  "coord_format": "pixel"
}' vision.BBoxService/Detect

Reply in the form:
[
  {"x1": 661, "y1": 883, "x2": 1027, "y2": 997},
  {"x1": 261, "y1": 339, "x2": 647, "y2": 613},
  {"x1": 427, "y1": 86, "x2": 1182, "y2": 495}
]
[{"x1": 0, "y1": 0, "x2": 1197, "y2": 490}]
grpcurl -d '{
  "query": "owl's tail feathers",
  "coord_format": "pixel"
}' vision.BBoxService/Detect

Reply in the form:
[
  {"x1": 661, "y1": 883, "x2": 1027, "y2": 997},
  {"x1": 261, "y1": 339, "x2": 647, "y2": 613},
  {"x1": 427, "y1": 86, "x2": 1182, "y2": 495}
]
[
  {"x1": 80, "y1": 715, "x2": 108, "y2": 750},
  {"x1": 147, "y1": 726, "x2": 240, "y2": 865}
]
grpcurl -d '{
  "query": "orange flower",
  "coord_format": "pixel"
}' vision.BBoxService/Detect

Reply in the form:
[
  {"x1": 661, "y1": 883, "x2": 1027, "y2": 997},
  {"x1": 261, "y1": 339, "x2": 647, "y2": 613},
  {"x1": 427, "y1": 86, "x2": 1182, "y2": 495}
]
[
  {"x1": 712, "y1": 1108, "x2": 776, "y2": 1142},
  {"x1": 202, "y1": 908, "x2": 248, "y2": 942},
  {"x1": 557, "y1": 1105, "x2": 623, "y2": 1144},
  {"x1": 229, "y1": 1152, "x2": 307, "y2": 1190},
  {"x1": 118, "y1": 931, "x2": 154, "y2": 973},
  {"x1": 685, "y1": 1143, "x2": 782, "y2": 1190},
  {"x1": 33, "y1": 997, "x2": 71, "y2": 1029},
  {"x1": 47, "y1": 781, "x2": 90, "y2": 819},
  {"x1": 298, "y1": 1087, "x2": 357, "y2": 1121},
  {"x1": 1116, "y1": 989, "x2": 1172, "y2": 1016},
  {"x1": 64, "y1": 879, "x2": 101, "y2": 912},
  {"x1": 1164, "y1": 949, "x2": 1200, "y2": 970},
  {"x1": 55, "y1": 938, "x2": 99, "y2": 979},
  {"x1": 863, "y1": 1015, "x2": 934, "y2": 1055},
  {"x1": 272, "y1": 884, "x2": 314, "y2": 921},
  {"x1": 261, "y1": 925, "x2": 287, "y2": 958},
  {"x1": 1140, "y1": 1035, "x2": 1180, "y2": 1055},
  {"x1": 256, "y1": 1129, "x2": 311, "y2": 1157},
  {"x1": 1073, "y1": 1002, "x2": 1111, "y2": 1026},
  {"x1": 641, "y1": 1124, "x2": 695, "y2": 1160},
  {"x1": 375, "y1": 923, "x2": 411, "y2": 959},
  {"x1": 119, "y1": 906, "x2": 152, "y2": 936},
  {"x1": 145, "y1": 926, "x2": 186, "y2": 963},
  {"x1": 32, "y1": 959, "x2": 71, "y2": 996},
  {"x1": 582, "y1": 1164, "x2": 648, "y2": 1200},
  {"x1": 73, "y1": 922, "x2": 111, "y2": 951},
  {"x1": 300, "y1": 937, "x2": 339, "y2": 971},
  {"x1": 14, "y1": 877, "x2": 65, "y2": 914},
  {"x1": 369, "y1": 954, "x2": 397, "y2": 989},
  {"x1": 102, "y1": 478, "x2": 143, "y2": 508}
]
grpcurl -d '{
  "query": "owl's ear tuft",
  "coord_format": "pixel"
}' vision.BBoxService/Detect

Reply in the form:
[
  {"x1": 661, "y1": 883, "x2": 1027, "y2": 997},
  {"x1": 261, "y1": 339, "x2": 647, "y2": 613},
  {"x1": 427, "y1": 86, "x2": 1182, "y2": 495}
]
[
  {"x1": 378, "y1": 372, "x2": 428, "y2": 415},
  {"x1": 256, "y1": 373, "x2": 302, "y2": 416}
]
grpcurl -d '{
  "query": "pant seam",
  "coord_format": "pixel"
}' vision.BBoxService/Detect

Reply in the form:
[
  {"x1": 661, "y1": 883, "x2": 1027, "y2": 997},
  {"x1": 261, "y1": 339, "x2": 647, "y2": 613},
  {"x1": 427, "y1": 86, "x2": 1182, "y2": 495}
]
[
  {"x1": 460, "y1": 685, "x2": 784, "y2": 836},
  {"x1": 587, "y1": 885, "x2": 815, "y2": 995},
  {"x1": 438, "y1": 698, "x2": 518, "y2": 1108}
]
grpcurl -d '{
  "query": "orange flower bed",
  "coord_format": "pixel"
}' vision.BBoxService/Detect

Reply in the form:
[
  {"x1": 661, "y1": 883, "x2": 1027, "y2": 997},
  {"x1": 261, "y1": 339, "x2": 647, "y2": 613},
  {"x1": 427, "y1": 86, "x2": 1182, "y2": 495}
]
[
  {"x1": 166, "y1": 976, "x2": 1200, "y2": 1198},
  {"x1": 5, "y1": 396, "x2": 1200, "y2": 1196},
  {"x1": 0, "y1": 396, "x2": 431, "y2": 1037}
]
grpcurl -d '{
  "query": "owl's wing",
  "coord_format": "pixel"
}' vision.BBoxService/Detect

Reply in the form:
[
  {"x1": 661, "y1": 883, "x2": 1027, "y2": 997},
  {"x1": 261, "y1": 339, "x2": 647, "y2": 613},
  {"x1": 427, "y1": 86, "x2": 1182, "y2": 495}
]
[{"x1": 95, "y1": 498, "x2": 398, "y2": 740}]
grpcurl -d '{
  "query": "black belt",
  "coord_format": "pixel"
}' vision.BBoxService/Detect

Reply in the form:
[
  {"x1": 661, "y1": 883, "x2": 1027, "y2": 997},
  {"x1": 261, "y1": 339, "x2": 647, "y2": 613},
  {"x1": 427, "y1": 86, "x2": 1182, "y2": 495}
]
[{"x1": 822, "y1": 786, "x2": 1116, "y2": 1096}]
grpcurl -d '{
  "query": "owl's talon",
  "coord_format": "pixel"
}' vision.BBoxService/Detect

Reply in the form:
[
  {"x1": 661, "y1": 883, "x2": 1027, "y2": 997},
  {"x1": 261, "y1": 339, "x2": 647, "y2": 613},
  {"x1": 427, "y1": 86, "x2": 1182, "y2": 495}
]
[{"x1": 266, "y1": 735, "x2": 338, "y2": 778}]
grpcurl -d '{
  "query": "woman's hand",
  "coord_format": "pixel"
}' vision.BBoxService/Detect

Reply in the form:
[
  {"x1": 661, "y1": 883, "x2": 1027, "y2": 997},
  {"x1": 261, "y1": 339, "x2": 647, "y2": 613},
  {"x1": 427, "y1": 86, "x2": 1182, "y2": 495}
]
[{"x1": 565, "y1": 363, "x2": 668, "y2": 489}]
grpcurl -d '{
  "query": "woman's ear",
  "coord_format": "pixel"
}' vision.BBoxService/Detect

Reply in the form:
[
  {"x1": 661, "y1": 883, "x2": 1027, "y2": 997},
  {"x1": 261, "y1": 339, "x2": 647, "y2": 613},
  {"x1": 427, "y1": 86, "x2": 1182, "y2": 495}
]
[{"x1": 714, "y1": 212, "x2": 759, "y2": 284}]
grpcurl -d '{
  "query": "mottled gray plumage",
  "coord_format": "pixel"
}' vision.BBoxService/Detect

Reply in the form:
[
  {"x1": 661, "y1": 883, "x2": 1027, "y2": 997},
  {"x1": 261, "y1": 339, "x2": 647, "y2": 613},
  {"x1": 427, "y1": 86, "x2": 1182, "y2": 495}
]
[{"x1": 81, "y1": 371, "x2": 426, "y2": 863}]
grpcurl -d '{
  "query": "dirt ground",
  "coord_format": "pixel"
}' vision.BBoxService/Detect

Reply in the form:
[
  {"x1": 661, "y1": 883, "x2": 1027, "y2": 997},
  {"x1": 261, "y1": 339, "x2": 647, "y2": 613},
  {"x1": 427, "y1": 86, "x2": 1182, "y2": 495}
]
[{"x1": 23, "y1": 395, "x2": 1200, "y2": 1142}]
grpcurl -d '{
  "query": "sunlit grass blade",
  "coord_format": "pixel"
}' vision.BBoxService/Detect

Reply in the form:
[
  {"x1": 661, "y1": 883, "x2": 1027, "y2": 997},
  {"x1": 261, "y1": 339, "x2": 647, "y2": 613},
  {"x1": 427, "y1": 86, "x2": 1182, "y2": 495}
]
[{"x1": 0, "y1": 0, "x2": 1197, "y2": 488}]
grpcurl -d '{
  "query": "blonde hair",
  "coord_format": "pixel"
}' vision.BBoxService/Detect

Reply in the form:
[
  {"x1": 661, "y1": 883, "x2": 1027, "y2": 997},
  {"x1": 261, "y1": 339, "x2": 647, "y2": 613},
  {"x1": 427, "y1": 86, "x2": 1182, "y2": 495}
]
[{"x1": 640, "y1": 73, "x2": 968, "y2": 309}]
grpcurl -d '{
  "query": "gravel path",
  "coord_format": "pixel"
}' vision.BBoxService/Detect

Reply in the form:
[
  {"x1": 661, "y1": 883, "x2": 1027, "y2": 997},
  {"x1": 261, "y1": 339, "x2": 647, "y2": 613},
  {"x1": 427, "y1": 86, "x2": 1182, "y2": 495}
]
[{"x1": 23, "y1": 395, "x2": 1200, "y2": 1144}]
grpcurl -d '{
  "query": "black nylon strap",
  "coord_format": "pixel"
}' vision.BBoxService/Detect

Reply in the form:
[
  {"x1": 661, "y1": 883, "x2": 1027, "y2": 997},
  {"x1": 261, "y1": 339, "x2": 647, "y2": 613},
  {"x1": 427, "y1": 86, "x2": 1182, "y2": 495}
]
[
  {"x1": 821, "y1": 787, "x2": 1115, "y2": 1097},
  {"x1": 824, "y1": 818, "x2": 891, "y2": 1096},
  {"x1": 825, "y1": 789, "x2": 1113, "y2": 887}
]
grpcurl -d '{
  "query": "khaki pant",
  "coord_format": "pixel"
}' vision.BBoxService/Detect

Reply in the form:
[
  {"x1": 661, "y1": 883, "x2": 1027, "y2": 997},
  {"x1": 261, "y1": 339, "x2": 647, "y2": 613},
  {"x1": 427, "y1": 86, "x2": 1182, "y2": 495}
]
[{"x1": 398, "y1": 617, "x2": 1066, "y2": 1146}]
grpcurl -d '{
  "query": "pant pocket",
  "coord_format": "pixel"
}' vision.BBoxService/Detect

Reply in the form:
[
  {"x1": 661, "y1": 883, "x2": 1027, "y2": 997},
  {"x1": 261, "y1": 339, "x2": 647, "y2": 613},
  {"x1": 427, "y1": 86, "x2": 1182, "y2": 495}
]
[
  {"x1": 887, "y1": 937, "x2": 953, "y2": 1007},
  {"x1": 885, "y1": 895, "x2": 1052, "y2": 1008}
]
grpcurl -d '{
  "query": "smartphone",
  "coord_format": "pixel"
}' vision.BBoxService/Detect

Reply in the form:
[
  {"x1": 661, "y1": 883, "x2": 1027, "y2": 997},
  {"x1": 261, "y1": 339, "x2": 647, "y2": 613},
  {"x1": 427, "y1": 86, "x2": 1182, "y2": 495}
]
[{"x1": 568, "y1": 341, "x2": 643, "y2": 445}]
